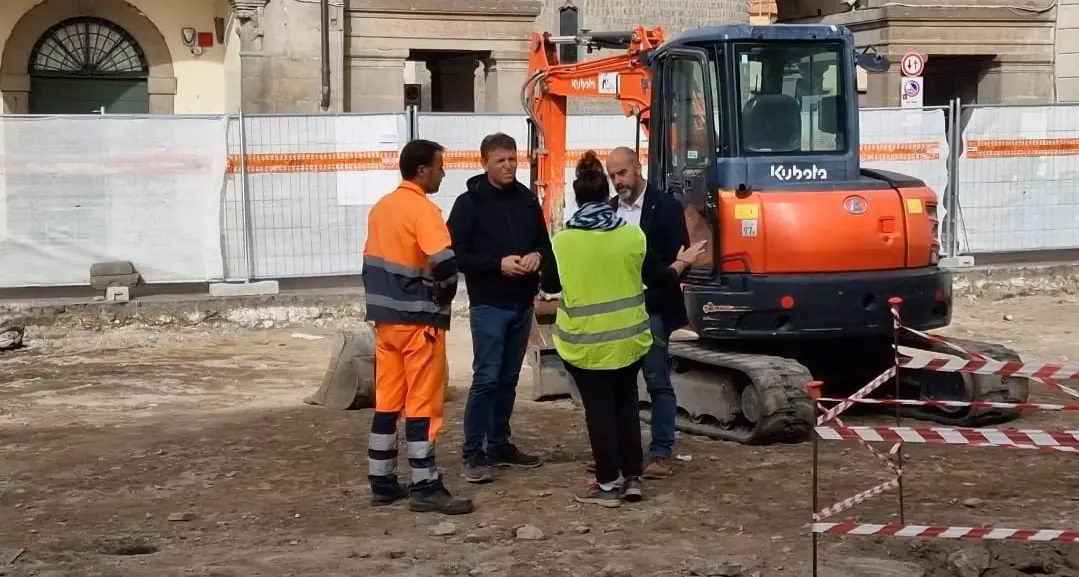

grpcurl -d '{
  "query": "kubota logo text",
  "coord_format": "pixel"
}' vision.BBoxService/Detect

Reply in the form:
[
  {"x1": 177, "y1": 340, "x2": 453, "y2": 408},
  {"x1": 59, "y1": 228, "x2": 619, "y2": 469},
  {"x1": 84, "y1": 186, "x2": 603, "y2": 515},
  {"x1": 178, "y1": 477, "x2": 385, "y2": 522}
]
[
  {"x1": 769, "y1": 164, "x2": 828, "y2": 181},
  {"x1": 572, "y1": 78, "x2": 597, "y2": 91}
]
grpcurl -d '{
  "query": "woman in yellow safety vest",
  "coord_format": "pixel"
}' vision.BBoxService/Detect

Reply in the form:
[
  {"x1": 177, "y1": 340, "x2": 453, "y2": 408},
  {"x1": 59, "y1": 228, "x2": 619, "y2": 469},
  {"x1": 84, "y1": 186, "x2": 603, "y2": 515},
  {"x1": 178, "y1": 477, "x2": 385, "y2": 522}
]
[{"x1": 539, "y1": 151, "x2": 705, "y2": 507}]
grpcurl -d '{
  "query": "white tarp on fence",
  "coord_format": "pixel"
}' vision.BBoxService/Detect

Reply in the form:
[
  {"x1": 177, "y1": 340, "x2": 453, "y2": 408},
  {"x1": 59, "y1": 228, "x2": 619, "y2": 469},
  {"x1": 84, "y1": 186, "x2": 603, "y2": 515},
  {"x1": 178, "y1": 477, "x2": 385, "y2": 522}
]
[
  {"x1": 0, "y1": 105, "x2": 1028, "y2": 289},
  {"x1": 0, "y1": 116, "x2": 228, "y2": 287},
  {"x1": 957, "y1": 105, "x2": 1079, "y2": 253},
  {"x1": 858, "y1": 107, "x2": 948, "y2": 205}
]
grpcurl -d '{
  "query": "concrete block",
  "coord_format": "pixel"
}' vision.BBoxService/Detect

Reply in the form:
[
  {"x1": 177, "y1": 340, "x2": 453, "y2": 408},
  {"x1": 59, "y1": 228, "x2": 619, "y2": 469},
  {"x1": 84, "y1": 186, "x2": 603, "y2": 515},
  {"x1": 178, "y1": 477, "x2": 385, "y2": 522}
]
[
  {"x1": 208, "y1": 280, "x2": 280, "y2": 297},
  {"x1": 90, "y1": 261, "x2": 136, "y2": 277},
  {"x1": 940, "y1": 255, "x2": 976, "y2": 270},
  {"x1": 89, "y1": 273, "x2": 141, "y2": 290},
  {"x1": 105, "y1": 286, "x2": 130, "y2": 302}
]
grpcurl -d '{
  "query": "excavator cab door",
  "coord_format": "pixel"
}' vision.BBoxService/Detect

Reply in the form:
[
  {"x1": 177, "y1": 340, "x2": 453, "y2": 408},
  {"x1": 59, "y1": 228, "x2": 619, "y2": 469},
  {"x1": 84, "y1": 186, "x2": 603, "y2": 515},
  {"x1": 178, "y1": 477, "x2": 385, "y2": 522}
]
[{"x1": 650, "y1": 46, "x2": 720, "y2": 279}]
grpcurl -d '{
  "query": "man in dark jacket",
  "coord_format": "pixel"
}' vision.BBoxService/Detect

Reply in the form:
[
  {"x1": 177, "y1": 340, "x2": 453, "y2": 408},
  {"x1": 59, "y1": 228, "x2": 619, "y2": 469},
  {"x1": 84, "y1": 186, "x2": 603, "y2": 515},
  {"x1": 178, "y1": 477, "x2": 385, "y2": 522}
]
[
  {"x1": 447, "y1": 132, "x2": 551, "y2": 484},
  {"x1": 606, "y1": 146, "x2": 691, "y2": 480}
]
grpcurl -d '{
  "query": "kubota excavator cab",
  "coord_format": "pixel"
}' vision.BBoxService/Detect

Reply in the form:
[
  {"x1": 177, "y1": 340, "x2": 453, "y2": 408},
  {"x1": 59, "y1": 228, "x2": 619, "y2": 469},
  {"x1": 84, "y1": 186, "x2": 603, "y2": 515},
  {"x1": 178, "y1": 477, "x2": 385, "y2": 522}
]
[{"x1": 646, "y1": 24, "x2": 950, "y2": 341}]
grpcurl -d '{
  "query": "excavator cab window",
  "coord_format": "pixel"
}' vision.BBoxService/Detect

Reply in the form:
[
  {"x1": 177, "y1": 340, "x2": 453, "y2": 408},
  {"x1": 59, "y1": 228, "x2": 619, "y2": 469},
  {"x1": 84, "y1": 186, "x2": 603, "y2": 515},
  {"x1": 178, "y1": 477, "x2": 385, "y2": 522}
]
[{"x1": 734, "y1": 42, "x2": 847, "y2": 155}]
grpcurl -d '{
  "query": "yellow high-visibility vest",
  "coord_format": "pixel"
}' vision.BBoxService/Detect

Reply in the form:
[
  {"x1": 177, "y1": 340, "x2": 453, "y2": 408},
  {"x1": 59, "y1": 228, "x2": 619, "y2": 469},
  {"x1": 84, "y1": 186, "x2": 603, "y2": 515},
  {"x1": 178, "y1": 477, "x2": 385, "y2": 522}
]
[{"x1": 551, "y1": 224, "x2": 653, "y2": 370}]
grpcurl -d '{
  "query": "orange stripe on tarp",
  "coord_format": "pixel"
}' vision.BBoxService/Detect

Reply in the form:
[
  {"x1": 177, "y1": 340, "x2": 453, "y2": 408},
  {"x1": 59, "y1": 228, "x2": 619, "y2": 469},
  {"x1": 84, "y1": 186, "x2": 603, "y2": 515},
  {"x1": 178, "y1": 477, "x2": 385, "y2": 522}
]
[
  {"x1": 225, "y1": 151, "x2": 397, "y2": 173},
  {"x1": 965, "y1": 138, "x2": 1079, "y2": 158},
  {"x1": 226, "y1": 143, "x2": 942, "y2": 174},
  {"x1": 860, "y1": 142, "x2": 940, "y2": 161}
]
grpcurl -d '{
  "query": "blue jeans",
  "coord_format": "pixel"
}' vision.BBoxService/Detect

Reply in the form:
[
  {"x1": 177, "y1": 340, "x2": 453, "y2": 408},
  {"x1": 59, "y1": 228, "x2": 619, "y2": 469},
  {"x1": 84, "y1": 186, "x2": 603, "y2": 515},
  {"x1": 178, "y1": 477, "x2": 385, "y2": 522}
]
[
  {"x1": 462, "y1": 304, "x2": 534, "y2": 459},
  {"x1": 642, "y1": 315, "x2": 677, "y2": 459}
]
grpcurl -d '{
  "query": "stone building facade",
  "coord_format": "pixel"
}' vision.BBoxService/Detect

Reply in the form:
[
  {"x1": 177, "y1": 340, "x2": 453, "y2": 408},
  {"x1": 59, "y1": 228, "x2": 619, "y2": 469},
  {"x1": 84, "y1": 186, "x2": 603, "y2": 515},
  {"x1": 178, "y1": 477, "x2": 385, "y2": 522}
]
[
  {"x1": 775, "y1": 0, "x2": 1060, "y2": 107},
  {"x1": 241, "y1": 0, "x2": 750, "y2": 115},
  {"x1": 0, "y1": 0, "x2": 1072, "y2": 115}
]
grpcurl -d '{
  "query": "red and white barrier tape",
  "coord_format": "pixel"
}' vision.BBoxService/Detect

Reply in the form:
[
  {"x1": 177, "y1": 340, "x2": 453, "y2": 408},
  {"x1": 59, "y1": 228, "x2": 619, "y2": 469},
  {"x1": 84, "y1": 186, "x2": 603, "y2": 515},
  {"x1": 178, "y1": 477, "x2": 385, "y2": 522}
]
[
  {"x1": 813, "y1": 522, "x2": 1079, "y2": 542},
  {"x1": 813, "y1": 478, "x2": 900, "y2": 521},
  {"x1": 818, "y1": 366, "x2": 897, "y2": 424},
  {"x1": 900, "y1": 356, "x2": 1079, "y2": 382},
  {"x1": 817, "y1": 396, "x2": 1079, "y2": 412},
  {"x1": 822, "y1": 414, "x2": 903, "y2": 475},
  {"x1": 890, "y1": 303, "x2": 1079, "y2": 399},
  {"x1": 898, "y1": 323, "x2": 989, "y2": 361},
  {"x1": 815, "y1": 425, "x2": 1079, "y2": 451}
]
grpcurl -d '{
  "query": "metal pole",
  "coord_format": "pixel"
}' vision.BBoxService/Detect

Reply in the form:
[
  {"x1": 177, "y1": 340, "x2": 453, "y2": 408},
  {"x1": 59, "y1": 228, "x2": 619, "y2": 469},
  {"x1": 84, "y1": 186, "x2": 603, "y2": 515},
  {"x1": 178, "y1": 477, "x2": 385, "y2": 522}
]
[
  {"x1": 634, "y1": 113, "x2": 642, "y2": 157},
  {"x1": 947, "y1": 97, "x2": 962, "y2": 257},
  {"x1": 237, "y1": 110, "x2": 256, "y2": 281},
  {"x1": 889, "y1": 297, "x2": 906, "y2": 525},
  {"x1": 406, "y1": 104, "x2": 419, "y2": 141},
  {"x1": 808, "y1": 381, "x2": 822, "y2": 577}
]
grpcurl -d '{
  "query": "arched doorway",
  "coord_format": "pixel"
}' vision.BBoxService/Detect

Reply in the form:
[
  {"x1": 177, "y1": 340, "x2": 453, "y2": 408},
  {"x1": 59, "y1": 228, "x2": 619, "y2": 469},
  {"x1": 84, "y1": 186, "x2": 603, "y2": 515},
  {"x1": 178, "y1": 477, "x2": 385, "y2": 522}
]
[{"x1": 28, "y1": 16, "x2": 149, "y2": 114}]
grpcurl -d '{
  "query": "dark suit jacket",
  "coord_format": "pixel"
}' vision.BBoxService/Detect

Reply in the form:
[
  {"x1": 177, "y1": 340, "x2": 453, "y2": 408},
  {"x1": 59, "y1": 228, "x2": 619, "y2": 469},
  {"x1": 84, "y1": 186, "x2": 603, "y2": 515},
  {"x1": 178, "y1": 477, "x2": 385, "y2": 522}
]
[{"x1": 609, "y1": 183, "x2": 691, "y2": 333}]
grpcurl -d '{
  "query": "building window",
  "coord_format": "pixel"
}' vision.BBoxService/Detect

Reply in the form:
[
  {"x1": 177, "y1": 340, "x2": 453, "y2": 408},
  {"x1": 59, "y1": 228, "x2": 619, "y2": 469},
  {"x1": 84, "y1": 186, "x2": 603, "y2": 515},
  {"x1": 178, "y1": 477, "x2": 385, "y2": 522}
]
[
  {"x1": 29, "y1": 16, "x2": 148, "y2": 77},
  {"x1": 558, "y1": 5, "x2": 579, "y2": 64}
]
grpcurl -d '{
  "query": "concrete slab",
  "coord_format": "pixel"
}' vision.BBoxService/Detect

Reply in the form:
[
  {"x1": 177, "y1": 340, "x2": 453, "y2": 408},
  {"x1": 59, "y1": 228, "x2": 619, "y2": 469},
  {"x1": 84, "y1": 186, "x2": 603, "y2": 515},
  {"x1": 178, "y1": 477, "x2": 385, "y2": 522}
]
[{"x1": 208, "y1": 281, "x2": 280, "y2": 297}]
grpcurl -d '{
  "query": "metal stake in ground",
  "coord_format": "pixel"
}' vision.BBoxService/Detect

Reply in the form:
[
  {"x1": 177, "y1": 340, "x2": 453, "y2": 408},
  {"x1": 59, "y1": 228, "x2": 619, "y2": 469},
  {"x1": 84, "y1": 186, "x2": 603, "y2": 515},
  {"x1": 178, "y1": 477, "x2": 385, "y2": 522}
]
[
  {"x1": 808, "y1": 381, "x2": 823, "y2": 577},
  {"x1": 889, "y1": 297, "x2": 906, "y2": 525}
]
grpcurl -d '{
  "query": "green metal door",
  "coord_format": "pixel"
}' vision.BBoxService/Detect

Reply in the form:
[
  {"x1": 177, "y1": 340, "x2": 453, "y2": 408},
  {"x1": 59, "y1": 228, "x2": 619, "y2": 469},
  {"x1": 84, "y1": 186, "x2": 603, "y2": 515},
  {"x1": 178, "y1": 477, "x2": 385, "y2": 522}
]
[
  {"x1": 27, "y1": 16, "x2": 151, "y2": 115},
  {"x1": 29, "y1": 77, "x2": 149, "y2": 114}
]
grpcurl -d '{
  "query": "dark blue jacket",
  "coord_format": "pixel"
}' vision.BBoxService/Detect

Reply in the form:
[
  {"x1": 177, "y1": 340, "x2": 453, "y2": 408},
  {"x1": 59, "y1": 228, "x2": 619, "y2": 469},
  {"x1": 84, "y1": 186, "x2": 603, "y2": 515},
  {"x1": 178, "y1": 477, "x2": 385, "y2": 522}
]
[
  {"x1": 447, "y1": 174, "x2": 552, "y2": 309},
  {"x1": 609, "y1": 183, "x2": 691, "y2": 334}
]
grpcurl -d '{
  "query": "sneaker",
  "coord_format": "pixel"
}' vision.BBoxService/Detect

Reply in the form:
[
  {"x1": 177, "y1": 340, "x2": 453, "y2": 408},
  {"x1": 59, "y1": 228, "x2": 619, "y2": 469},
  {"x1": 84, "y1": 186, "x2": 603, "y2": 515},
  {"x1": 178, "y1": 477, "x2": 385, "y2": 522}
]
[
  {"x1": 409, "y1": 480, "x2": 474, "y2": 515},
  {"x1": 574, "y1": 480, "x2": 621, "y2": 508},
  {"x1": 642, "y1": 458, "x2": 673, "y2": 480},
  {"x1": 463, "y1": 454, "x2": 493, "y2": 484},
  {"x1": 621, "y1": 477, "x2": 643, "y2": 503},
  {"x1": 487, "y1": 444, "x2": 542, "y2": 469},
  {"x1": 370, "y1": 481, "x2": 408, "y2": 506}
]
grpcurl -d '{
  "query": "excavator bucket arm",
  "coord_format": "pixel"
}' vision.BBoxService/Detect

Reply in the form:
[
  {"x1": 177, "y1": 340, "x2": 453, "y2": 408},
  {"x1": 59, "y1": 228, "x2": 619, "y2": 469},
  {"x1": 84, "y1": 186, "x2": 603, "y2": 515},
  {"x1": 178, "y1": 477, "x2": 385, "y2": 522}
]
[{"x1": 523, "y1": 26, "x2": 664, "y2": 229}]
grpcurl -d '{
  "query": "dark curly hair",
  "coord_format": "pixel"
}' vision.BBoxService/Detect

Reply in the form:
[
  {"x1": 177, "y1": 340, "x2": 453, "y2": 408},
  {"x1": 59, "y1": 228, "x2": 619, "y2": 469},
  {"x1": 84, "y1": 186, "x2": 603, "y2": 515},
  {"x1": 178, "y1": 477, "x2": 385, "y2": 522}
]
[{"x1": 572, "y1": 150, "x2": 610, "y2": 205}]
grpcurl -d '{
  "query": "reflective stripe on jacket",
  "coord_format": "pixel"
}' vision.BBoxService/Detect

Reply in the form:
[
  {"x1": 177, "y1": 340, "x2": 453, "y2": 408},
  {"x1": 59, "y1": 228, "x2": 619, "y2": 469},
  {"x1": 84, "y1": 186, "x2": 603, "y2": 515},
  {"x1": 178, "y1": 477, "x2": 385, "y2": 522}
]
[
  {"x1": 551, "y1": 224, "x2": 653, "y2": 370},
  {"x1": 362, "y1": 181, "x2": 458, "y2": 329}
]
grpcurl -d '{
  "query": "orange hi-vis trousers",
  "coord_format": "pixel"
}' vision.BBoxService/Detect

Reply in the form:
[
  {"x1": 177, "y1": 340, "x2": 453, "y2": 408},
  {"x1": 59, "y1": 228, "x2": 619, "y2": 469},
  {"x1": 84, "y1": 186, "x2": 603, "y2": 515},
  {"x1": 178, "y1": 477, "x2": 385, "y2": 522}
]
[{"x1": 368, "y1": 322, "x2": 448, "y2": 488}]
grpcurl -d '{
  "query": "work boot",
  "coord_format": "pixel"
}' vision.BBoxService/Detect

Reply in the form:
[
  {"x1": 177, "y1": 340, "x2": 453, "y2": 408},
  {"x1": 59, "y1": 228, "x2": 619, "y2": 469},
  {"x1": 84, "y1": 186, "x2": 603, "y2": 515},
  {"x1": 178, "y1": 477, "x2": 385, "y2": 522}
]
[
  {"x1": 487, "y1": 444, "x2": 542, "y2": 469},
  {"x1": 409, "y1": 480, "x2": 474, "y2": 515},
  {"x1": 642, "y1": 458, "x2": 673, "y2": 480},
  {"x1": 621, "y1": 477, "x2": 644, "y2": 503},
  {"x1": 574, "y1": 479, "x2": 621, "y2": 508},
  {"x1": 370, "y1": 481, "x2": 408, "y2": 507},
  {"x1": 463, "y1": 454, "x2": 493, "y2": 484}
]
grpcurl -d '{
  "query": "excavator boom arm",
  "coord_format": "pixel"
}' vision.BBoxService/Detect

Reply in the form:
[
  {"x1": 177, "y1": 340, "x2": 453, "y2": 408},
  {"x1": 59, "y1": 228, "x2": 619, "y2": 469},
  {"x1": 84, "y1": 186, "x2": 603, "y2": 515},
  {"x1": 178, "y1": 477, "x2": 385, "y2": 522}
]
[{"x1": 523, "y1": 26, "x2": 665, "y2": 229}]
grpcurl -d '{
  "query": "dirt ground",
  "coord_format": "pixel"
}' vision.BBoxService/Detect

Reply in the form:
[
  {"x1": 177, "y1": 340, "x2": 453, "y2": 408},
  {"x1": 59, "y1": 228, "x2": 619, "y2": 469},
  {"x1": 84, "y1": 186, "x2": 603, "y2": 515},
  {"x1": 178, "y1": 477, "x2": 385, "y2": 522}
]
[{"x1": 2, "y1": 293, "x2": 1079, "y2": 577}]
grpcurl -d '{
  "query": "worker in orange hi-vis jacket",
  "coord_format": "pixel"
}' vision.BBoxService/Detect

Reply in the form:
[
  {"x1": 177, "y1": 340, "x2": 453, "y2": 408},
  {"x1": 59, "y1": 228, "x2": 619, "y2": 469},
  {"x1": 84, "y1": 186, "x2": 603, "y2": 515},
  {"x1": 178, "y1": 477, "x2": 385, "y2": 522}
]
[{"x1": 362, "y1": 138, "x2": 473, "y2": 516}]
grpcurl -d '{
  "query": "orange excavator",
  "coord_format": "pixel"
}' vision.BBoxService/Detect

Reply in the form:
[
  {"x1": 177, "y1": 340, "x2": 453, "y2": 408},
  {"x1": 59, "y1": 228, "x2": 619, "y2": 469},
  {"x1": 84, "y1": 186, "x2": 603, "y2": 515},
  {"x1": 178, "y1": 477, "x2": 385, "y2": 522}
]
[{"x1": 523, "y1": 24, "x2": 1031, "y2": 444}]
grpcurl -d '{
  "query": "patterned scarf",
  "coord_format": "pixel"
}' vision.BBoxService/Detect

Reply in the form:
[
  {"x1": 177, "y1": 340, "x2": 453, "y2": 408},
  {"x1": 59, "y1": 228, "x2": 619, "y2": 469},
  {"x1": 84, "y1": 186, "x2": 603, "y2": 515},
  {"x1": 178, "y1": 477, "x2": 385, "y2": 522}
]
[{"x1": 566, "y1": 201, "x2": 625, "y2": 231}]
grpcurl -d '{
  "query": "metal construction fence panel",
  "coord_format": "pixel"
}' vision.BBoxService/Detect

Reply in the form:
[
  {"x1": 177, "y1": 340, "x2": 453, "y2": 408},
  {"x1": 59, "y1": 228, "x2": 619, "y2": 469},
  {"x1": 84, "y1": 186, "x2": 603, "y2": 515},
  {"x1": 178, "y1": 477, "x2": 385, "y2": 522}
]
[
  {"x1": 1, "y1": 104, "x2": 1076, "y2": 288},
  {"x1": 223, "y1": 113, "x2": 409, "y2": 280},
  {"x1": 956, "y1": 104, "x2": 1079, "y2": 254}
]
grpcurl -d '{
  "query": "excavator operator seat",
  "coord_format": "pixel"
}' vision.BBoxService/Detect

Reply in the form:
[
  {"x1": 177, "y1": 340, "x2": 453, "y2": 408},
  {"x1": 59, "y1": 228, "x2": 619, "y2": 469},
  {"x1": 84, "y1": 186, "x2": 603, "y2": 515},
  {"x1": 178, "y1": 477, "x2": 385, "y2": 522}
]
[{"x1": 741, "y1": 93, "x2": 802, "y2": 153}]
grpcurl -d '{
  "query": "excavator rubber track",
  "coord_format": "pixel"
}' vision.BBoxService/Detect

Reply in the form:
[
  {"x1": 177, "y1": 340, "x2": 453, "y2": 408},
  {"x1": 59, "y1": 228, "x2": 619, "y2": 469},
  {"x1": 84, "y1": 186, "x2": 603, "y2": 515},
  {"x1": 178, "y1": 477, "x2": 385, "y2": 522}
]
[
  {"x1": 893, "y1": 335, "x2": 1032, "y2": 427},
  {"x1": 648, "y1": 336, "x2": 1032, "y2": 446},
  {"x1": 647, "y1": 341, "x2": 816, "y2": 445}
]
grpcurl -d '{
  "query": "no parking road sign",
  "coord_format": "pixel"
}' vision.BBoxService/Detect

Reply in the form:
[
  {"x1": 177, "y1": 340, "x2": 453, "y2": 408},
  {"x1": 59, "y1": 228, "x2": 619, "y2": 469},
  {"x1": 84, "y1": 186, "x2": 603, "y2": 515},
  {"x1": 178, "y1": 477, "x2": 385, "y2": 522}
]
[{"x1": 900, "y1": 76, "x2": 923, "y2": 108}]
